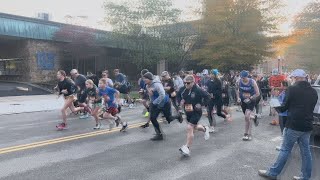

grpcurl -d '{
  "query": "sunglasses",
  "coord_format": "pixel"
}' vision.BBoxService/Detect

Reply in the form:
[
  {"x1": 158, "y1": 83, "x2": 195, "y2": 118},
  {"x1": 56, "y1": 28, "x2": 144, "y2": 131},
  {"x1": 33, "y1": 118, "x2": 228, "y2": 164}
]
[{"x1": 184, "y1": 82, "x2": 192, "y2": 85}]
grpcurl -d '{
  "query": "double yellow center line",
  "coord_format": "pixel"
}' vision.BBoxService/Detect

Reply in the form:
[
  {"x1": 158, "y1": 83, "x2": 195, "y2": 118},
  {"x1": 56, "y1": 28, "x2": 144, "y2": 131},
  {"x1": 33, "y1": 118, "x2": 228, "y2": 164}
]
[{"x1": 0, "y1": 121, "x2": 148, "y2": 155}]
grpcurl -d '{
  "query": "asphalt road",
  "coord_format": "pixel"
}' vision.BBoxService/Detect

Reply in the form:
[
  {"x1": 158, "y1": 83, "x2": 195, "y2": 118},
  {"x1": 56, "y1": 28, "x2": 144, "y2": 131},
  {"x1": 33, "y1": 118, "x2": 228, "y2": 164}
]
[{"x1": 0, "y1": 106, "x2": 319, "y2": 180}]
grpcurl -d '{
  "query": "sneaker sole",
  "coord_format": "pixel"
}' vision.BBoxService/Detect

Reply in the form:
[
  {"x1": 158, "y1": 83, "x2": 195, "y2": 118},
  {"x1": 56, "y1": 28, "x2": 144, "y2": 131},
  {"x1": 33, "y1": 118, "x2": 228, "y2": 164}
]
[
  {"x1": 120, "y1": 126, "x2": 128, "y2": 132},
  {"x1": 179, "y1": 149, "x2": 190, "y2": 157}
]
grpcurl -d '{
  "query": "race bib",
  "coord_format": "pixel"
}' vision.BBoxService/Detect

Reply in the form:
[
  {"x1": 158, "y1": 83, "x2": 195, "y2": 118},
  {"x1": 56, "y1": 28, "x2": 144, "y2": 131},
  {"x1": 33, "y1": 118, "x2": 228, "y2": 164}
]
[
  {"x1": 243, "y1": 93, "x2": 251, "y2": 99},
  {"x1": 185, "y1": 104, "x2": 194, "y2": 112}
]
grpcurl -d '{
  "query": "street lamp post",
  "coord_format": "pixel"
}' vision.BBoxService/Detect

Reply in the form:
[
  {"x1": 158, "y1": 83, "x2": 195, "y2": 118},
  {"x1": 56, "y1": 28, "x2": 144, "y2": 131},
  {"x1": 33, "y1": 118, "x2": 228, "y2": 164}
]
[
  {"x1": 278, "y1": 56, "x2": 281, "y2": 74},
  {"x1": 140, "y1": 27, "x2": 147, "y2": 65}
]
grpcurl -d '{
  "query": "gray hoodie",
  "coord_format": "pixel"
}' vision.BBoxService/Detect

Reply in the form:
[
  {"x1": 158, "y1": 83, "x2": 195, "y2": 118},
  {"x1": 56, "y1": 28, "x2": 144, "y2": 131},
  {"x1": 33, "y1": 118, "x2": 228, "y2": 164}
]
[{"x1": 147, "y1": 79, "x2": 169, "y2": 107}]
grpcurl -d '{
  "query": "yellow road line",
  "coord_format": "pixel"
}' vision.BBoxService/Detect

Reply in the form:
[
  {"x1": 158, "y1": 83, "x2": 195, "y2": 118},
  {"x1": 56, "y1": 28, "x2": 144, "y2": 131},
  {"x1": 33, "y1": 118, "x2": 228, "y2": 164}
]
[{"x1": 0, "y1": 121, "x2": 148, "y2": 155}]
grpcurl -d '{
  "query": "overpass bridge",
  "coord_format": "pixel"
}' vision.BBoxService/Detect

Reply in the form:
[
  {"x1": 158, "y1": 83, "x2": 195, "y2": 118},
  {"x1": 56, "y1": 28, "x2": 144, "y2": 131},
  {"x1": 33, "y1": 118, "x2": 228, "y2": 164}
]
[{"x1": 0, "y1": 12, "x2": 139, "y2": 83}]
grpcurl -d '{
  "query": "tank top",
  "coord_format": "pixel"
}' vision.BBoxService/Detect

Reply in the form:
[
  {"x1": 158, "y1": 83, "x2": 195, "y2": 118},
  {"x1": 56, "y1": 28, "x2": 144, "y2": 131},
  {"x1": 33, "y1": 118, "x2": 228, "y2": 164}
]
[{"x1": 239, "y1": 79, "x2": 255, "y2": 100}]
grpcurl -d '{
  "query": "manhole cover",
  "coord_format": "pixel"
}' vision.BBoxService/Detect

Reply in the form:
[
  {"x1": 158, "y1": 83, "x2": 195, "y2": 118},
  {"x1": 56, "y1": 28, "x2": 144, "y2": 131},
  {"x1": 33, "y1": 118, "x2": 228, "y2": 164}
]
[{"x1": 10, "y1": 104, "x2": 21, "y2": 106}]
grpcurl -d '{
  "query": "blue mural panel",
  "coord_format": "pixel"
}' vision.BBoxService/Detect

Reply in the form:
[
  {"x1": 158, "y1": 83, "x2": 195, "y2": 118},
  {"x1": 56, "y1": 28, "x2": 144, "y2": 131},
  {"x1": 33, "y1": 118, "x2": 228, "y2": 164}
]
[{"x1": 36, "y1": 52, "x2": 55, "y2": 70}]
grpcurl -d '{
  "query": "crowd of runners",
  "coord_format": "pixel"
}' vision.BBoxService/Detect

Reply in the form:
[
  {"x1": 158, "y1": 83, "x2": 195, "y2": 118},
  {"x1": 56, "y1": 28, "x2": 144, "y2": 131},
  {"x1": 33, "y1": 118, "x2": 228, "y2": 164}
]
[
  {"x1": 53, "y1": 68, "x2": 318, "y2": 155},
  {"x1": 52, "y1": 67, "x2": 319, "y2": 179}
]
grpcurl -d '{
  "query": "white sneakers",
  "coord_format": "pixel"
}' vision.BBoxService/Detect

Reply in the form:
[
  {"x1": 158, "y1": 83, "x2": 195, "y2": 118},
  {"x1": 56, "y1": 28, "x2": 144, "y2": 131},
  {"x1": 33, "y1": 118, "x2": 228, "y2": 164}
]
[
  {"x1": 93, "y1": 123, "x2": 101, "y2": 130},
  {"x1": 80, "y1": 113, "x2": 89, "y2": 119},
  {"x1": 242, "y1": 134, "x2": 252, "y2": 141},
  {"x1": 179, "y1": 145, "x2": 190, "y2": 156},
  {"x1": 204, "y1": 126, "x2": 210, "y2": 140},
  {"x1": 209, "y1": 126, "x2": 215, "y2": 133}
]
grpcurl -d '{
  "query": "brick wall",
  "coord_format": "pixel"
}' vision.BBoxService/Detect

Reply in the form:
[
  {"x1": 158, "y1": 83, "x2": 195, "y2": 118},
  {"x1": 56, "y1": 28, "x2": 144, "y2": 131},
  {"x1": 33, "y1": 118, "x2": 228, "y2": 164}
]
[{"x1": 26, "y1": 40, "x2": 61, "y2": 83}]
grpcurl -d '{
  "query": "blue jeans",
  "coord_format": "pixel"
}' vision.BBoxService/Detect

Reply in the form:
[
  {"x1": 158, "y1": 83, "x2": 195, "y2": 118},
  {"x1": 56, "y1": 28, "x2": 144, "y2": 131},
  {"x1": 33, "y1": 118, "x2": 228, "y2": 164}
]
[{"x1": 268, "y1": 128, "x2": 312, "y2": 180}]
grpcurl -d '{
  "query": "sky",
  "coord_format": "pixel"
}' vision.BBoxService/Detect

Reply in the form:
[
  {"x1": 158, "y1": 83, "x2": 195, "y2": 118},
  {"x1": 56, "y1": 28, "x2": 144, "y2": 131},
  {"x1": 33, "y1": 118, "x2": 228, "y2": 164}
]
[{"x1": 0, "y1": 0, "x2": 314, "y2": 33}]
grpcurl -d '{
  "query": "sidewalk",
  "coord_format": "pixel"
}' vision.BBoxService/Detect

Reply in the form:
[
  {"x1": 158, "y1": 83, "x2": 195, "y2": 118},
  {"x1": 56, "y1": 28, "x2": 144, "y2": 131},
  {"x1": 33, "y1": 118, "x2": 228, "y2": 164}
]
[{"x1": 0, "y1": 95, "x2": 64, "y2": 115}]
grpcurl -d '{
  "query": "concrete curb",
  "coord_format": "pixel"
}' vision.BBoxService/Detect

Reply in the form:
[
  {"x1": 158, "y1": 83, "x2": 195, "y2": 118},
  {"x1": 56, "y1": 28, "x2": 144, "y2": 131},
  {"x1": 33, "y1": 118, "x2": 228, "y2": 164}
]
[{"x1": 0, "y1": 80, "x2": 54, "y2": 94}]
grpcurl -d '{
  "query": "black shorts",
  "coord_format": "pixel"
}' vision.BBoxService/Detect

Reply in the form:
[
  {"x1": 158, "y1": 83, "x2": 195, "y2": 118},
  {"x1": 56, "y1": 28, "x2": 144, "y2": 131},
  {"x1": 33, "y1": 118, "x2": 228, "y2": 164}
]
[
  {"x1": 262, "y1": 93, "x2": 268, "y2": 101},
  {"x1": 241, "y1": 101, "x2": 255, "y2": 113},
  {"x1": 77, "y1": 93, "x2": 87, "y2": 103},
  {"x1": 117, "y1": 85, "x2": 129, "y2": 94},
  {"x1": 222, "y1": 97, "x2": 229, "y2": 106},
  {"x1": 186, "y1": 111, "x2": 202, "y2": 125}
]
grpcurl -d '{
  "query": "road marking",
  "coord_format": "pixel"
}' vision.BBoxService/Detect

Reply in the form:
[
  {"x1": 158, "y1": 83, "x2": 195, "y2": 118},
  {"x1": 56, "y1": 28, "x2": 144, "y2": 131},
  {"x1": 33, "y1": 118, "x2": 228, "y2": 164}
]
[
  {"x1": 0, "y1": 121, "x2": 150, "y2": 155},
  {"x1": 310, "y1": 145, "x2": 320, "y2": 149},
  {"x1": 270, "y1": 136, "x2": 282, "y2": 142}
]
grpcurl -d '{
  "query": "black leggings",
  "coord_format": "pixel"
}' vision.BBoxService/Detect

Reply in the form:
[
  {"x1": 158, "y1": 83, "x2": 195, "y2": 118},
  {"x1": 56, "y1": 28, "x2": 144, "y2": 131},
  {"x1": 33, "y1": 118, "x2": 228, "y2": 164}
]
[
  {"x1": 207, "y1": 101, "x2": 226, "y2": 126},
  {"x1": 279, "y1": 116, "x2": 287, "y2": 134},
  {"x1": 170, "y1": 97, "x2": 179, "y2": 112},
  {"x1": 150, "y1": 102, "x2": 179, "y2": 135}
]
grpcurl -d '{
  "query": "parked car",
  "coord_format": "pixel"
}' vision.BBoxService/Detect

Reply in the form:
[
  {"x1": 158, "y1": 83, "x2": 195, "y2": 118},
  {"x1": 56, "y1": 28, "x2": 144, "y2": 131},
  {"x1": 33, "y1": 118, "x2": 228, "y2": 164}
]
[{"x1": 313, "y1": 75, "x2": 320, "y2": 136}]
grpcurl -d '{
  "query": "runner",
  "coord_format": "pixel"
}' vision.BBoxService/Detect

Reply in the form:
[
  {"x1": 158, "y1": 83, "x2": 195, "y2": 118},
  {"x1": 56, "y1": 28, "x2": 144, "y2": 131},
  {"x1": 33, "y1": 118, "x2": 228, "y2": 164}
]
[
  {"x1": 260, "y1": 74, "x2": 270, "y2": 106},
  {"x1": 98, "y1": 78, "x2": 128, "y2": 132},
  {"x1": 138, "y1": 69, "x2": 151, "y2": 128},
  {"x1": 236, "y1": 70, "x2": 261, "y2": 141},
  {"x1": 252, "y1": 74, "x2": 262, "y2": 118},
  {"x1": 84, "y1": 79, "x2": 103, "y2": 129},
  {"x1": 86, "y1": 72, "x2": 99, "y2": 87},
  {"x1": 269, "y1": 69, "x2": 286, "y2": 125},
  {"x1": 70, "y1": 69, "x2": 89, "y2": 119},
  {"x1": 206, "y1": 69, "x2": 231, "y2": 133},
  {"x1": 177, "y1": 75, "x2": 211, "y2": 156},
  {"x1": 161, "y1": 71, "x2": 179, "y2": 113},
  {"x1": 56, "y1": 70, "x2": 84, "y2": 130},
  {"x1": 113, "y1": 69, "x2": 133, "y2": 107},
  {"x1": 200, "y1": 69, "x2": 210, "y2": 90},
  {"x1": 101, "y1": 70, "x2": 114, "y2": 87},
  {"x1": 221, "y1": 76, "x2": 231, "y2": 120},
  {"x1": 172, "y1": 72, "x2": 184, "y2": 91},
  {"x1": 142, "y1": 72, "x2": 183, "y2": 141}
]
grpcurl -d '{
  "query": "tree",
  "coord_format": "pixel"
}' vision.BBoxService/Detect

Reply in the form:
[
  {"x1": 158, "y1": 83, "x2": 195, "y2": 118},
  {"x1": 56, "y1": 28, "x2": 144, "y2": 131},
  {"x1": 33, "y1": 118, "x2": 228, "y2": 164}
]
[
  {"x1": 103, "y1": 0, "x2": 186, "y2": 70},
  {"x1": 53, "y1": 25, "x2": 101, "y2": 71},
  {"x1": 191, "y1": 0, "x2": 282, "y2": 71},
  {"x1": 285, "y1": 0, "x2": 320, "y2": 73}
]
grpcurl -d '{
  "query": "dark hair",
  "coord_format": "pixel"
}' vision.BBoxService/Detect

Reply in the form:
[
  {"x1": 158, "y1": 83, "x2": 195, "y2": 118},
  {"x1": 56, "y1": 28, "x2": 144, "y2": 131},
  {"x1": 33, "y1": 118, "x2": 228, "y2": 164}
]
[
  {"x1": 58, "y1": 70, "x2": 66, "y2": 77},
  {"x1": 102, "y1": 70, "x2": 109, "y2": 74}
]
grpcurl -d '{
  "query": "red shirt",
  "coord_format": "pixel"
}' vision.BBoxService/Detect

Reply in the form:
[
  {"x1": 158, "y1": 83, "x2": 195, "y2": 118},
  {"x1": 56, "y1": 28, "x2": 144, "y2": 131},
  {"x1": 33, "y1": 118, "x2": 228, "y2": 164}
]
[
  {"x1": 269, "y1": 75, "x2": 286, "y2": 88},
  {"x1": 193, "y1": 74, "x2": 201, "y2": 84}
]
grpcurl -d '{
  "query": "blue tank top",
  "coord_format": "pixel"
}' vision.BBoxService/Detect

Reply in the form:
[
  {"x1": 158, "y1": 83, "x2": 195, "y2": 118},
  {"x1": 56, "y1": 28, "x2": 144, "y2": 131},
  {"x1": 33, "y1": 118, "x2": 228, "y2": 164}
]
[{"x1": 239, "y1": 79, "x2": 255, "y2": 100}]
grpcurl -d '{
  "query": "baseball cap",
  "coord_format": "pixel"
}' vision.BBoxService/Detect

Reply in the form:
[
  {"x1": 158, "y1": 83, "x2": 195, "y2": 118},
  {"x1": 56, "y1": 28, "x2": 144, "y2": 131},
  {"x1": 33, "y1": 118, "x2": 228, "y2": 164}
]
[
  {"x1": 211, "y1": 69, "x2": 219, "y2": 76},
  {"x1": 289, "y1": 69, "x2": 307, "y2": 78},
  {"x1": 240, "y1": 70, "x2": 249, "y2": 78},
  {"x1": 202, "y1": 69, "x2": 209, "y2": 75}
]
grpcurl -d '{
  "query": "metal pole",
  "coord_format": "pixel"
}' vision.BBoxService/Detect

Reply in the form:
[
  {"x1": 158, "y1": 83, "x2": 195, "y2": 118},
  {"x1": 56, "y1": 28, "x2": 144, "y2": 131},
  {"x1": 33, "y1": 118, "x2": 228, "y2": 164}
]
[
  {"x1": 278, "y1": 58, "x2": 280, "y2": 73},
  {"x1": 142, "y1": 36, "x2": 145, "y2": 65}
]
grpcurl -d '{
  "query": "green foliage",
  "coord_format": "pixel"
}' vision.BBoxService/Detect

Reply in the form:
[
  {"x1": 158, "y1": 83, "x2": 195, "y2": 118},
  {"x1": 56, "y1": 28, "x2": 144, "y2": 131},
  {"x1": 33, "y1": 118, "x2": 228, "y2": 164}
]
[
  {"x1": 192, "y1": 0, "x2": 281, "y2": 71},
  {"x1": 103, "y1": 0, "x2": 186, "y2": 70},
  {"x1": 286, "y1": 0, "x2": 320, "y2": 72}
]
